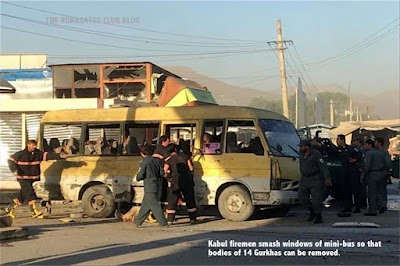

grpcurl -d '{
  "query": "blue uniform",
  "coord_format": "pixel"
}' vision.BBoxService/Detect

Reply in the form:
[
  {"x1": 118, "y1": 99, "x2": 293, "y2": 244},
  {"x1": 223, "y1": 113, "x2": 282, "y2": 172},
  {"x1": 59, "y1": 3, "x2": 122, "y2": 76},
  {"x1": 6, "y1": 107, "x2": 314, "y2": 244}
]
[
  {"x1": 134, "y1": 156, "x2": 167, "y2": 226},
  {"x1": 378, "y1": 149, "x2": 392, "y2": 209},
  {"x1": 363, "y1": 148, "x2": 386, "y2": 214},
  {"x1": 298, "y1": 149, "x2": 330, "y2": 214}
]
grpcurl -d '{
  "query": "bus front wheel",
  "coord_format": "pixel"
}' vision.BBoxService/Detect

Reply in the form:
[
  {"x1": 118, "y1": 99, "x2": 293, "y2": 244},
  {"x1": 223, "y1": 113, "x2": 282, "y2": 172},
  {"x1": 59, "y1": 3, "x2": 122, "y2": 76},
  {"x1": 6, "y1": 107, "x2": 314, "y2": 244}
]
[
  {"x1": 82, "y1": 185, "x2": 115, "y2": 218},
  {"x1": 218, "y1": 185, "x2": 255, "y2": 221}
]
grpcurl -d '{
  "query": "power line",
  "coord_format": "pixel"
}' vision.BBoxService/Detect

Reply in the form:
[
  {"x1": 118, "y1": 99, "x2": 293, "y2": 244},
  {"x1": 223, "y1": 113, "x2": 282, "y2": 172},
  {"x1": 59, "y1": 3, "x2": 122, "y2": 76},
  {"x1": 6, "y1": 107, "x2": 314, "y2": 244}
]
[
  {"x1": 2, "y1": 1, "x2": 264, "y2": 44},
  {"x1": 0, "y1": 13, "x2": 263, "y2": 49},
  {"x1": 1, "y1": 25, "x2": 270, "y2": 57},
  {"x1": 287, "y1": 46, "x2": 318, "y2": 96},
  {"x1": 312, "y1": 23, "x2": 399, "y2": 69},
  {"x1": 303, "y1": 18, "x2": 400, "y2": 69},
  {"x1": 269, "y1": 42, "x2": 316, "y2": 99}
]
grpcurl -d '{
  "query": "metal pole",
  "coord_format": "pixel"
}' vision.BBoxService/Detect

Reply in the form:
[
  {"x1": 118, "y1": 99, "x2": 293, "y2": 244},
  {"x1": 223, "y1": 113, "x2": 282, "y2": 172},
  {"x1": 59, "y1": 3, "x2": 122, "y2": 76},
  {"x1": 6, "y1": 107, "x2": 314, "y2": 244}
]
[
  {"x1": 276, "y1": 19, "x2": 290, "y2": 119},
  {"x1": 330, "y1": 99, "x2": 334, "y2": 126}
]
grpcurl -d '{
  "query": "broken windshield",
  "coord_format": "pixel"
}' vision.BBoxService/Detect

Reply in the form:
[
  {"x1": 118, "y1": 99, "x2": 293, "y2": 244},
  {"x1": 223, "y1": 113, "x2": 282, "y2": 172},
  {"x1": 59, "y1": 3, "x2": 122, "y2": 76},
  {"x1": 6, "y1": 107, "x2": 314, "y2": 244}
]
[{"x1": 259, "y1": 119, "x2": 300, "y2": 158}]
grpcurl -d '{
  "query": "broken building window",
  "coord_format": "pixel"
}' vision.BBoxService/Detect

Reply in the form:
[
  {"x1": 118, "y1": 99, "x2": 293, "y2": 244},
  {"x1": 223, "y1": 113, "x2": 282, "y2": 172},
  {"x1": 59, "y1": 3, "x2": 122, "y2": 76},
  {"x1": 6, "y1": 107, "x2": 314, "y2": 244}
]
[{"x1": 103, "y1": 65, "x2": 146, "y2": 81}]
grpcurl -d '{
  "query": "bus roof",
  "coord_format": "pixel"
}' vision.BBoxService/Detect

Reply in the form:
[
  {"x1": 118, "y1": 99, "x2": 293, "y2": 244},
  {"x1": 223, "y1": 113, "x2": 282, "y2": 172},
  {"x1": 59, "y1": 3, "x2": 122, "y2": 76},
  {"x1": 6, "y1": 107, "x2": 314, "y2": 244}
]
[{"x1": 41, "y1": 106, "x2": 290, "y2": 124}]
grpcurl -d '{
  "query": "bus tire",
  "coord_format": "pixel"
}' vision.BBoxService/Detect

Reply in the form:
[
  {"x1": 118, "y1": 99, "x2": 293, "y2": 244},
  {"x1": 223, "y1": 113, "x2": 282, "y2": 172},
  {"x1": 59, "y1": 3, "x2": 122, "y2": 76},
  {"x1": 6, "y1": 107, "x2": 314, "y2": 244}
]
[
  {"x1": 82, "y1": 185, "x2": 115, "y2": 218},
  {"x1": 218, "y1": 185, "x2": 255, "y2": 221}
]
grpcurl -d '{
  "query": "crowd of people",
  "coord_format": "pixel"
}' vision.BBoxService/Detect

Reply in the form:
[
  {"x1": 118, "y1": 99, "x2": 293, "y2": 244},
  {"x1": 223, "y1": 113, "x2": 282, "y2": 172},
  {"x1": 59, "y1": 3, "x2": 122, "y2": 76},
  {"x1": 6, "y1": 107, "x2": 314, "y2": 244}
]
[{"x1": 298, "y1": 134, "x2": 393, "y2": 224}]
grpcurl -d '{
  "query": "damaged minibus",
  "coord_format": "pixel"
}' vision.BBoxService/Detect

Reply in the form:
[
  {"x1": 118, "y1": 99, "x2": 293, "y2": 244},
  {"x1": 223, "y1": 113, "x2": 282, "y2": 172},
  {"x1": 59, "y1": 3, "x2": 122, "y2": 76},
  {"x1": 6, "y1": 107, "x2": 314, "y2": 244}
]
[{"x1": 33, "y1": 106, "x2": 300, "y2": 221}]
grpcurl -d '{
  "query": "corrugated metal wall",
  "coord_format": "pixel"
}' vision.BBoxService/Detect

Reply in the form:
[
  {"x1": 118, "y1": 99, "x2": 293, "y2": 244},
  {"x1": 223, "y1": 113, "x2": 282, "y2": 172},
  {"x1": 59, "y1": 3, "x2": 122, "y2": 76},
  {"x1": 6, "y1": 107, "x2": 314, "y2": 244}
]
[
  {"x1": 0, "y1": 113, "x2": 23, "y2": 180},
  {"x1": 27, "y1": 113, "x2": 42, "y2": 140},
  {"x1": 44, "y1": 125, "x2": 82, "y2": 147},
  {"x1": 0, "y1": 112, "x2": 44, "y2": 180}
]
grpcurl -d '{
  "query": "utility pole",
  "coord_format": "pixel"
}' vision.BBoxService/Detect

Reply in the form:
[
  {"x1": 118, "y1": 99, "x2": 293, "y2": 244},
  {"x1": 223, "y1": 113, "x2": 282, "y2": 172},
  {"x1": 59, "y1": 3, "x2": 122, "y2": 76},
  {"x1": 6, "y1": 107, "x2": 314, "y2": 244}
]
[
  {"x1": 348, "y1": 81, "x2": 352, "y2": 121},
  {"x1": 267, "y1": 19, "x2": 290, "y2": 119},
  {"x1": 330, "y1": 99, "x2": 334, "y2": 126},
  {"x1": 276, "y1": 19, "x2": 289, "y2": 119},
  {"x1": 356, "y1": 106, "x2": 359, "y2": 122}
]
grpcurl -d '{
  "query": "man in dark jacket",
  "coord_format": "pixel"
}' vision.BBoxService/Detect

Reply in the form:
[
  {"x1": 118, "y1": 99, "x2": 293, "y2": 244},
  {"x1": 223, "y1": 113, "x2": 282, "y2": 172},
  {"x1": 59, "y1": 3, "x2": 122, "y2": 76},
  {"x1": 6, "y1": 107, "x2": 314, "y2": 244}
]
[
  {"x1": 7, "y1": 140, "x2": 54, "y2": 219},
  {"x1": 164, "y1": 144, "x2": 197, "y2": 225},
  {"x1": 298, "y1": 140, "x2": 331, "y2": 224},
  {"x1": 152, "y1": 135, "x2": 171, "y2": 203},
  {"x1": 153, "y1": 135, "x2": 170, "y2": 160},
  {"x1": 346, "y1": 144, "x2": 364, "y2": 213},
  {"x1": 134, "y1": 146, "x2": 168, "y2": 227}
]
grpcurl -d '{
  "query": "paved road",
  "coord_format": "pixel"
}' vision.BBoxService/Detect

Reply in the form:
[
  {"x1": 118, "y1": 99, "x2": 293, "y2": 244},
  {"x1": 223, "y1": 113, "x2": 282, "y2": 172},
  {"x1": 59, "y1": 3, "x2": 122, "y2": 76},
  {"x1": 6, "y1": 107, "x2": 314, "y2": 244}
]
[{"x1": 1, "y1": 182, "x2": 399, "y2": 265}]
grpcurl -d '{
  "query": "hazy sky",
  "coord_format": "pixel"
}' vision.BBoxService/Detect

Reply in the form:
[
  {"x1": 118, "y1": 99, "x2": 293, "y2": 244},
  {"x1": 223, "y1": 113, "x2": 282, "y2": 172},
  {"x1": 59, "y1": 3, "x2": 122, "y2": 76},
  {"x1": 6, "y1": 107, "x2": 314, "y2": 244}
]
[{"x1": 1, "y1": 1, "x2": 399, "y2": 95}]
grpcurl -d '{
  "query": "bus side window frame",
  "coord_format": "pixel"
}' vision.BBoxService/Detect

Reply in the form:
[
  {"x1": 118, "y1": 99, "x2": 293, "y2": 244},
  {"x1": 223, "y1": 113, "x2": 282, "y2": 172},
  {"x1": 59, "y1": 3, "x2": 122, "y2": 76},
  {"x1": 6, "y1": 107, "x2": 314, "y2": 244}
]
[
  {"x1": 83, "y1": 122, "x2": 122, "y2": 156},
  {"x1": 225, "y1": 119, "x2": 265, "y2": 156},
  {"x1": 122, "y1": 121, "x2": 161, "y2": 156},
  {"x1": 201, "y1": 119, "x2": 226, "y2": 155},
  {"x1": 163, "y1": 122, "x2": 198, "y2": 148},
  {"x1": 41, "y1": 122, "x2": 85, "y2": 157}
]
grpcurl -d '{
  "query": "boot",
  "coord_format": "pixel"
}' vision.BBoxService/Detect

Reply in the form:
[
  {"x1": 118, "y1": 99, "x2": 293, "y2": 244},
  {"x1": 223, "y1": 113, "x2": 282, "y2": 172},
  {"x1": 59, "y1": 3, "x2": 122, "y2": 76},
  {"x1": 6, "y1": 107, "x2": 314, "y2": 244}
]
[
  {"x1": 313, "y1": 213, "x2": 322, "y2": 224},
  {"x1": 41, "y1": 201, "x2": 52, "y2": 215},
  {"x1": 167, "y1": 213, "x2": 175, "y2": 225},
  {"x1": 29, "y1": 201, "x2": 45, "y2": 219},
  {"x1": 5, "y1": 199, "x2": 21, "y2": 219},
  {"x1": 188, "y1": 212, "x2": 197, "y2": 224},
  {"x1": 307, "y1": 208, "x2": 316, "y2": 222},
  {"x1": 379, "y1": 207, "x2": 387, "y2": 214},
  {"x1": 145, "y1": 212, "x2": 157, "y2": 223}
]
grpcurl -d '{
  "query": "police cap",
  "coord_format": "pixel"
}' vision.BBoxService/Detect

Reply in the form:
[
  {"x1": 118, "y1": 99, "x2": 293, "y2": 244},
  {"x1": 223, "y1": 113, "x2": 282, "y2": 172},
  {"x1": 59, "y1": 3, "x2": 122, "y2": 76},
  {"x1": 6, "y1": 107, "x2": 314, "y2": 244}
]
[{"x1": 300, "y1": 139, "x2": 311, "y2": 147}]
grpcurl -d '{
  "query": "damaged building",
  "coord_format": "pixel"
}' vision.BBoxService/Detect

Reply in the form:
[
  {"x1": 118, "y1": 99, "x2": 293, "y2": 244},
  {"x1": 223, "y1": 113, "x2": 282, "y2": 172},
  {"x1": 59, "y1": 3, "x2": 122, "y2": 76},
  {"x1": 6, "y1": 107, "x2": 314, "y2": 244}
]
[{"x1": 51, "y1": 62, "x2": 216, "y2": 107}]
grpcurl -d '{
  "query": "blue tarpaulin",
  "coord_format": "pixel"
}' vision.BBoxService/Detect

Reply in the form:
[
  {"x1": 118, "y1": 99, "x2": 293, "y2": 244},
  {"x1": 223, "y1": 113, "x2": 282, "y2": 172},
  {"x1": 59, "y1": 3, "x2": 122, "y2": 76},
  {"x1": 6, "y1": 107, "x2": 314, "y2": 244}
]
[{"x1": 0, "y1": 68, "x2": 52, "y2": 81}]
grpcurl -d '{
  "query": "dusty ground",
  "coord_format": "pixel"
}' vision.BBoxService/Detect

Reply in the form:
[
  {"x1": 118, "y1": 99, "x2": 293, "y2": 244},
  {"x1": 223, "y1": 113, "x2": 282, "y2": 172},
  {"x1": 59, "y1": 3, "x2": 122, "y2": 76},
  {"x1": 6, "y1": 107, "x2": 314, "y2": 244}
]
[{"x1": 0, "y1": 180, "x2": 399, "y2": 265}]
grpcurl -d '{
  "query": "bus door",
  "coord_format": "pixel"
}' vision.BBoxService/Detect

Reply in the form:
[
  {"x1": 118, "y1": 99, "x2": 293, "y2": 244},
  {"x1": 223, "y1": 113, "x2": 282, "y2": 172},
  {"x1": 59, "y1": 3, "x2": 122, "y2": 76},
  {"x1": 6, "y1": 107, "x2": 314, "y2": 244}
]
[
  {"x1": 192, "y1": 120, "x2": 225, "y2": 205},
  {"x1": 124, "y1": 122, "x2": 160, "y2": 203}
]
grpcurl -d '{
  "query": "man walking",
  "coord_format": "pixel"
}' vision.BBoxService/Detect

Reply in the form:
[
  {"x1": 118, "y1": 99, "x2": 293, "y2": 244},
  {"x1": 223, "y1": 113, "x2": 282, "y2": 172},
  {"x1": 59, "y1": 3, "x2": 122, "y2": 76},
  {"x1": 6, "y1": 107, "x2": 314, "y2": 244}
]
[
  {"x1": 134, "y1": 146, "x2": 168, "y2": 227},
  {"x1": 363, "y1": 139, "x2": 387, "y2": 216},
  {"x1": 298, "y1": 140, "x2": 331, "y2": 224},
  {"x1": 7, "y1": 140, "x2": 52, "y2": 219}
]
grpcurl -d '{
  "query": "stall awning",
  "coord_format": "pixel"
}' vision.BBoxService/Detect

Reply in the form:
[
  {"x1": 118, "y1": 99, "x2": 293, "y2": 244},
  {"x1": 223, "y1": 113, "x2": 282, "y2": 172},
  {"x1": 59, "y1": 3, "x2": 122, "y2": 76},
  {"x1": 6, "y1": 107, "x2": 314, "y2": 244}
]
[
  {"x1": 329, "y1": 119, "x2": 400, "y2": 139},
  {"x1": 164, "y1": 88, "x2": 216, "y2": 107},
  {"x1": 158, "y1": 76, "x2": 217, "y2": 107}
]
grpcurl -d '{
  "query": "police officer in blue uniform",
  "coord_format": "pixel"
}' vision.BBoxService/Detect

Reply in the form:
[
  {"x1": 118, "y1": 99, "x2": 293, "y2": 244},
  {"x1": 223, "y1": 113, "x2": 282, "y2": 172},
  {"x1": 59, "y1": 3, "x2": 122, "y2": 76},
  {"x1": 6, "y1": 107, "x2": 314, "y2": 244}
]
[
  {"x1": 363, "y1": 139, "x2": 387, "y2": 216},
  {"x1": 299, "y1": 139, "x2": 331, "y2": 224},
  {"x1": 134, "y1": 146, "x2": 168, "y2": 227}
]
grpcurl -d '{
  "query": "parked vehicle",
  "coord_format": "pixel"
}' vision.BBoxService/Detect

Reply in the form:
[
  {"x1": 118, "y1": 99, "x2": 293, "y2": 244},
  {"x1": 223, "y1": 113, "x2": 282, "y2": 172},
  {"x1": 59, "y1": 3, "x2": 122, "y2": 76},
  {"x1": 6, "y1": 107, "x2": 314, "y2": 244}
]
[{"x1": 33, "y1": 106, "x2": 300, "y2": 221}]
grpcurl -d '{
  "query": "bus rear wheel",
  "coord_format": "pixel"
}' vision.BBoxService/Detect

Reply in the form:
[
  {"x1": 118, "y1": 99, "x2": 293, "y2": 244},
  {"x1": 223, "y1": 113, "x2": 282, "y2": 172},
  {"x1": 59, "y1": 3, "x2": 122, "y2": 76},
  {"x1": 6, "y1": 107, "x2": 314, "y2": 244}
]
[
  {"x1": 82, "y1": 185, "x2": 115, "y2": 218},
  {"x1": 218, "y1": 185, "x2": 255, "y2": 221}
]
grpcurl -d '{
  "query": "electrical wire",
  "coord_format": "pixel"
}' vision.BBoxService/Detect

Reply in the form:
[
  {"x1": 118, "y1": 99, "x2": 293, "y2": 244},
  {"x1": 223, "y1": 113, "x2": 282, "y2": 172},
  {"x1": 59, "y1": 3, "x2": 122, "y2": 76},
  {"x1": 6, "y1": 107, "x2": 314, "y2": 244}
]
[
  {"x1": 0, "y1": 13, "x2": 263, "y2": 49},
  {"x1": 2, "y1": 1, "x2": 264, "y2": 44},
  {"x1": 1, "y1": 25, "x2": 269, "y2": 57}
]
